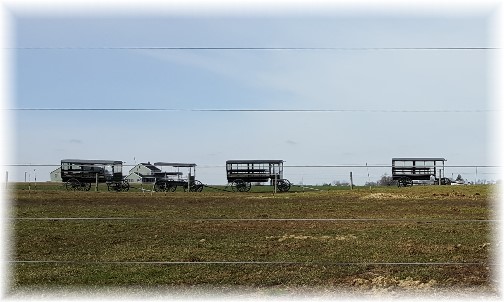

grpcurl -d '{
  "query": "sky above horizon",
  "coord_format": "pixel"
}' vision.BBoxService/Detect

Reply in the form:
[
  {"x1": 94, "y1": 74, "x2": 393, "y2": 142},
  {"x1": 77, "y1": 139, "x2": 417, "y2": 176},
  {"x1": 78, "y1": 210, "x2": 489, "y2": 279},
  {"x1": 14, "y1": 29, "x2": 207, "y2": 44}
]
[{"x1": 8, "y1": 7, "x2": 499, "y2": 184}]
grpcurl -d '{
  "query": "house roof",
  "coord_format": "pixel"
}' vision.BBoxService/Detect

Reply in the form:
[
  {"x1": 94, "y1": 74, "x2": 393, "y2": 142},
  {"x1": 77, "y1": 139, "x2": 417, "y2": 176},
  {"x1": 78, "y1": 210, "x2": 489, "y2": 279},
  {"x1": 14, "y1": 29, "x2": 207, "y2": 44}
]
[
  {"x1": 126, "y1": 172, "x2": 156, "y2": 179},
  {"x1": 50, "y1": 167, "x2": 61, "y2": 173},
  {"x1": 139, "y1": 163, "x2": 161, "y2": 172}
]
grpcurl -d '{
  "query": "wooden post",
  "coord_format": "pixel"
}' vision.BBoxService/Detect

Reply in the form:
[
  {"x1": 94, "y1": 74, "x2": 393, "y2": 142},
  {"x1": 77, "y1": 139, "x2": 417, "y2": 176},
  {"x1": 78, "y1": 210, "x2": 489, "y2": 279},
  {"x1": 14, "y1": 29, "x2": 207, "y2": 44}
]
[
  {"x1": 188, "y1": 172, "x2": 191, "y2": 192},
  {"x1": 350, "y1": 172, "x2": 353, "y2": 190},
  {"x1": 5, "y1": 171, "x2": 8, "y2": 190},
  {"x1": 438, "y1": 169, "x2": 442, "y2": 185},
  {"x1": 95, "y1": 173, "x2": 99, "y2": 192},
  {"x1": 273, "y1": 172, "x2": 277, "y2": 195}
]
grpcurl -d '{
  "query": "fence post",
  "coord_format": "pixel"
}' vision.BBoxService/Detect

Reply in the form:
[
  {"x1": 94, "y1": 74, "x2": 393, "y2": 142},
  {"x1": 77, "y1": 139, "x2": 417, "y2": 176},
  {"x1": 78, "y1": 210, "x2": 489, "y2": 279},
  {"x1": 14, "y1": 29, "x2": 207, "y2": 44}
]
[
  {"x1": 5, "y1": 171, "x2": 8, "y2": 190},
  {"x1": 350, "y1": 172, "x2": 353, "y2": 190},
  {"x1": 188, "y1": 172, "x2": 191, "y2": 193},
  {"x1": 95, "y1": 173, "x2": 99, "y2": 192}
]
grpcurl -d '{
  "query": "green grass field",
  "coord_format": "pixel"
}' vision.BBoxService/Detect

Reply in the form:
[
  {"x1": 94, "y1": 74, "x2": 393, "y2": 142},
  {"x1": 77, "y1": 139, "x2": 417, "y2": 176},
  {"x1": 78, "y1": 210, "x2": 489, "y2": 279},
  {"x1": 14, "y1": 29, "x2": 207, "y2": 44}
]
[{"x1": 7, "y1": 184, "x2": 499, "y2": 296}]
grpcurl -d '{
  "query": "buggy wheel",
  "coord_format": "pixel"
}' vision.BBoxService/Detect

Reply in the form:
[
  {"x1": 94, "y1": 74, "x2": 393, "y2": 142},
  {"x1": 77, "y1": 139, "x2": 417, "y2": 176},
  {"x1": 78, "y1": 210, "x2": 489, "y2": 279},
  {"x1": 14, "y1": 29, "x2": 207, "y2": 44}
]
[
  {"x1": 237, "y1": 181, "x2": 251, "y2": 192},
  {"x1": 190, "y1": 180, "x2": 204, "y2": 192},
  {"x1": 397, "y1": 177, "x2": 413, "y2": 187},
  {"x1": 82, "y1": 182, "x2": 91, "y2": 191},
  {"x1": 107, "y1": 182, "x2": 121, "y2": 192},
  {"x1": 121, "y1": 180, "x2": 130, "y2": 192},
  {"x1": 231, "y1": 180, "x2": 251, "y2": 192},
  {"x1": 277, "y1": 179, "x2": 291, "y2": 192},
  {"x1": 65, "y1": 178, "x2": 80, "y2": 191},
  {"x1": 168, "y1": 181, "x2": 177, "y2": 192},
  {"x1": 154, "y1": 180, "x2": 167, "y2": 192},
  {"x1": 441, "y1": 178, "x2": 451, "y2": 185}
]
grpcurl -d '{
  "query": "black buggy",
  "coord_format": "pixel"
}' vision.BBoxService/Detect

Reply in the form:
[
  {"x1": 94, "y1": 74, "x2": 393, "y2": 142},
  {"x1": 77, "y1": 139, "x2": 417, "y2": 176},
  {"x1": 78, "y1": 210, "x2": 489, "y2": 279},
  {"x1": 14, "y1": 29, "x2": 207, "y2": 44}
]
[
  {"x1": 61, "y1": 159, "x2": 129, "y2": 191},
  {"x1": 153, "y1": 162, "x2": 204, "y2": 192},
  {"x1": 392, "y1": 158, "x2": 451, "y2": 187},
  {"x1": 226, "y1": 160, "x2": 291, "y2": 192}
]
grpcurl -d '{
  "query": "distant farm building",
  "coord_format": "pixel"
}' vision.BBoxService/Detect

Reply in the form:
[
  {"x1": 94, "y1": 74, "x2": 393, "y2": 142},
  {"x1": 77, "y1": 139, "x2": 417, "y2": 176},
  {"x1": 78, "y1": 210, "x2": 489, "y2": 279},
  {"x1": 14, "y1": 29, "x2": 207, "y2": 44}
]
[
  {"x1": 50, "y1": 167, "x2": 62, "y2": 182},
  {"x1": 124, "y1": 162, "x2": 161, "y2": 183}
]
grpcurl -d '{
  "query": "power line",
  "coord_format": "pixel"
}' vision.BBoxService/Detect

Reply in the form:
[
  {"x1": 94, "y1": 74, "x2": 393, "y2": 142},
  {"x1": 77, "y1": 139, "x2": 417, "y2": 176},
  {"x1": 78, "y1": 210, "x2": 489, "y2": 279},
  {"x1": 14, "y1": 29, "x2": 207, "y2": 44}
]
[
  {"x1": 7, "y1": 108, "x2": 495, "y2": 113},
  {"x1": 9, "y1": 47, "x2": 499, "y2": 50},
  {"x1": 2, "y1": 164, "x2": 500, "y2": 168},
  {"x1": 2, "y1": 164, "x2": 499, "y2": 168}
]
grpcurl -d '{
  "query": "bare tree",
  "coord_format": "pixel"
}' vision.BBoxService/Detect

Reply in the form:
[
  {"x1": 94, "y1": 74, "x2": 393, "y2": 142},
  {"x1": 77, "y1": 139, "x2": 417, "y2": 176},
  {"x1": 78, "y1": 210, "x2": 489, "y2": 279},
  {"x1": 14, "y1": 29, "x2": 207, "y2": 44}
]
[
  {"x1": 332, "y1": 180, "x2": 350, "y2": 186},
  {"x1": 378, "y1": 174, "x2": 396, "y2": 186}
]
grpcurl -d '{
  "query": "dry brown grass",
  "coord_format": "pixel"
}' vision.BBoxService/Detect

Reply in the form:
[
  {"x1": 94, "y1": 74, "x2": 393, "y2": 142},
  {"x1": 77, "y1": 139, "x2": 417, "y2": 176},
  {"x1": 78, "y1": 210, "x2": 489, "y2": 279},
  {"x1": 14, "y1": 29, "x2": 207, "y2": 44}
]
[{"x1": 8, "y1": 184, "x2": 497, "y2": 296}]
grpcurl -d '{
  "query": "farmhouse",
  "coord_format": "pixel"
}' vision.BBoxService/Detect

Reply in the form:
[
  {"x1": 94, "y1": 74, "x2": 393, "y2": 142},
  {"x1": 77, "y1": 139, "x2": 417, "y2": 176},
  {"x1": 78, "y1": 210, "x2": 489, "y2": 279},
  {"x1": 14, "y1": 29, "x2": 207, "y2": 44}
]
[
  {"x1": 50, "y1": 167, "x2": 62, "y2": 182},
  {"x1": 124, "y1": 162, "x2": 161, "y2": 183}
]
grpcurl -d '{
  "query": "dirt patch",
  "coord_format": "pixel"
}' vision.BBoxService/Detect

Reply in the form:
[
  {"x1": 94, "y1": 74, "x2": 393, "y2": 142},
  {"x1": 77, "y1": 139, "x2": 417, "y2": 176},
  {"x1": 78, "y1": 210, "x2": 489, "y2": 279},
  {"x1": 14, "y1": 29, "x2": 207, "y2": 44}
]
[
  {"x1": 361, "y1": 193, "x2": 410, "y2": 200},
  {"x1": 352, "y1": 276, "x2": 437, "y2": 291},
  {"x1": 267, "y1": 234, "x2": 357, "y2": 242}
]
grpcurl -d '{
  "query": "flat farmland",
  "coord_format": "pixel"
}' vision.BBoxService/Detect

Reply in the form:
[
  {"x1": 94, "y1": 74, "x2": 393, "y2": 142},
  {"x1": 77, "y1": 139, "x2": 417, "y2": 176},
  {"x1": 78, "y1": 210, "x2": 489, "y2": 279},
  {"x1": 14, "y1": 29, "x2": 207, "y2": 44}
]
[{"x1": 7, "y1": 185, "x2": 499, "y2": 296}]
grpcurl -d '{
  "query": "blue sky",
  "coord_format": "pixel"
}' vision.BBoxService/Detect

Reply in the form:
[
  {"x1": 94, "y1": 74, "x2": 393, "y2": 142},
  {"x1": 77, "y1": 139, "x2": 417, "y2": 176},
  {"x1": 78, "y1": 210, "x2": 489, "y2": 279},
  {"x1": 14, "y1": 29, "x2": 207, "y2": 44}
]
[{"x1": 9, "y1": 7, "x2": 499, "y2": 184}]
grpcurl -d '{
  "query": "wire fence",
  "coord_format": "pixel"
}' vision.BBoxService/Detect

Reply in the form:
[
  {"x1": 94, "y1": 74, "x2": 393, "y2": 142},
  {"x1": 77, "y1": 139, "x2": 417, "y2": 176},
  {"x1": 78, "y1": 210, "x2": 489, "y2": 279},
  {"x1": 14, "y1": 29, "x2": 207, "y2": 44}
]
[
  {"x1": 1, "y1": 163, "x2": 500, "y2": 187},
  {"x1": 5, "y1": 163, "x2": 499, "y2": 269}
]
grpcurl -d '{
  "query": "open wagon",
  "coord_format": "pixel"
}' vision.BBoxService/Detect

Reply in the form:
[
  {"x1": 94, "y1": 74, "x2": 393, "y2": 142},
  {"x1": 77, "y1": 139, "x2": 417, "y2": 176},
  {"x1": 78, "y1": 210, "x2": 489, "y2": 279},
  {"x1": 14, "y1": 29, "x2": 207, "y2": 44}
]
[
  {"x1": 153, "y1": 162, "x2": 204, "y2": 192},
  {"x1": 226, "y1": 160, "x2": 291, "y2": 192},
  {"x1": 392, "y1": 158, "x2": 451, "y2": 187},
  {"x1": 61, "y1": 159, "x2": 129, "y2": 191}
]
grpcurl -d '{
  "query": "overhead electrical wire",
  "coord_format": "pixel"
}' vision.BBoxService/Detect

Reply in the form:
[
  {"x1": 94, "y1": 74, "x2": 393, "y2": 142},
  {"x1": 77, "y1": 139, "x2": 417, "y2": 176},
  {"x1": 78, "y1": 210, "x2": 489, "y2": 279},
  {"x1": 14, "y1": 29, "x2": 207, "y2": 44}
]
[
  {"x1": 10, "y1": 46, "x2": 499, "y2": 50},
  {"x1": 7, "y1": 108, "x2": 496, "y2": 113},
  {"x1": 2, "y1": 164, "x2": 499, "y2": 168}
]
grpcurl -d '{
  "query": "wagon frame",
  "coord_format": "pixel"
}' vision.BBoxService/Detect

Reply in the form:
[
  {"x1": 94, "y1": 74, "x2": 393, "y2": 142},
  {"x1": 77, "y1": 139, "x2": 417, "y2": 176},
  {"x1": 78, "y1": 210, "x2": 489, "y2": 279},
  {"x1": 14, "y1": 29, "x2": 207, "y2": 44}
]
[
  {"x1": 60, "y1": 159, "x2": 129, "y2": 191},
  {"x1": 392, "y1": 157, "x2": 451, "y2": 187},
  {"x1": 225, "y1": 160, "x2": 291, "y2": 192},
  {"x1": 152, "y1": 162, "x2": 204, "y2": 192}
]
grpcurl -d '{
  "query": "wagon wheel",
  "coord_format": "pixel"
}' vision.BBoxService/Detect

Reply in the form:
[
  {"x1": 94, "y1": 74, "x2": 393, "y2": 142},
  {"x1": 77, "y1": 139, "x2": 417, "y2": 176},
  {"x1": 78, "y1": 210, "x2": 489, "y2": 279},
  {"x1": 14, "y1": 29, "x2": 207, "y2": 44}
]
[
  {"x1": 121, "y1": 180, "x2": 130, "y2": 192},
  {"x1": 397, "y1": 177, "x2": 413, "y2": 187},
  {"x1": 154, "y1": 180, "x2": 167, "y2": 192},
  {"x1": 276, "y1": 179, "x2": 291, "y2": 192},
  {"x1": 190, "y1": 180, "x2": 204, "y2": 192},
  {"x1": 231, "y1": 179, "x2": 250, "y2": 192},
  {"x1": 235, "y1": 180, "x2": 251, "y2": 192},
  {"x1": 65, "y1": 178, "x2": 80, "y2": 191},
  {"x1": 163, "y1": 180, "x2": 177, "y2": 192},
  {"x1": 82, "y1": 182, "x2": 92, "y2": 191},
  {"x1": 441, "y1": 177, "x2": 452, "y2": 185},
  {"x1": 107, "y1": 182, "x2": 121, "y2": 192},
  {"x1": 167, "y1": 181, "x2": 177, "y2": 192}
]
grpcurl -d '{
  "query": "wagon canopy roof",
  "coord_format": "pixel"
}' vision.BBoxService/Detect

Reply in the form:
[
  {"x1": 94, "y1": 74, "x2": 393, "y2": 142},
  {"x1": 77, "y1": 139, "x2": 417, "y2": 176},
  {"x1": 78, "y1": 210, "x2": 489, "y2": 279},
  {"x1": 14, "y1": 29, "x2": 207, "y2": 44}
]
[
  {"x1": 226, "y1": 160, "x2": 284, "y2": 164},
  {"x1": 392, "y1": 158, "x2": 446, "y2": 162},
  {"x1": 61, "y1": 159, "x2": 123, "y2": 165},
  {"x1": 154, "y1": 162, "x2": 196, "y2": 167}
]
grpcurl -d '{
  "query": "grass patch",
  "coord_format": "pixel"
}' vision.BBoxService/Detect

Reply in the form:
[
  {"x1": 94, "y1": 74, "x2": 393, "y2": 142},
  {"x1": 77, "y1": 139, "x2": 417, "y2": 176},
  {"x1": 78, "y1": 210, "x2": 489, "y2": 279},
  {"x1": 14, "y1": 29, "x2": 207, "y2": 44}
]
[{"x1": 8, "y1": 185, "x2": 496, "y2": 292}]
